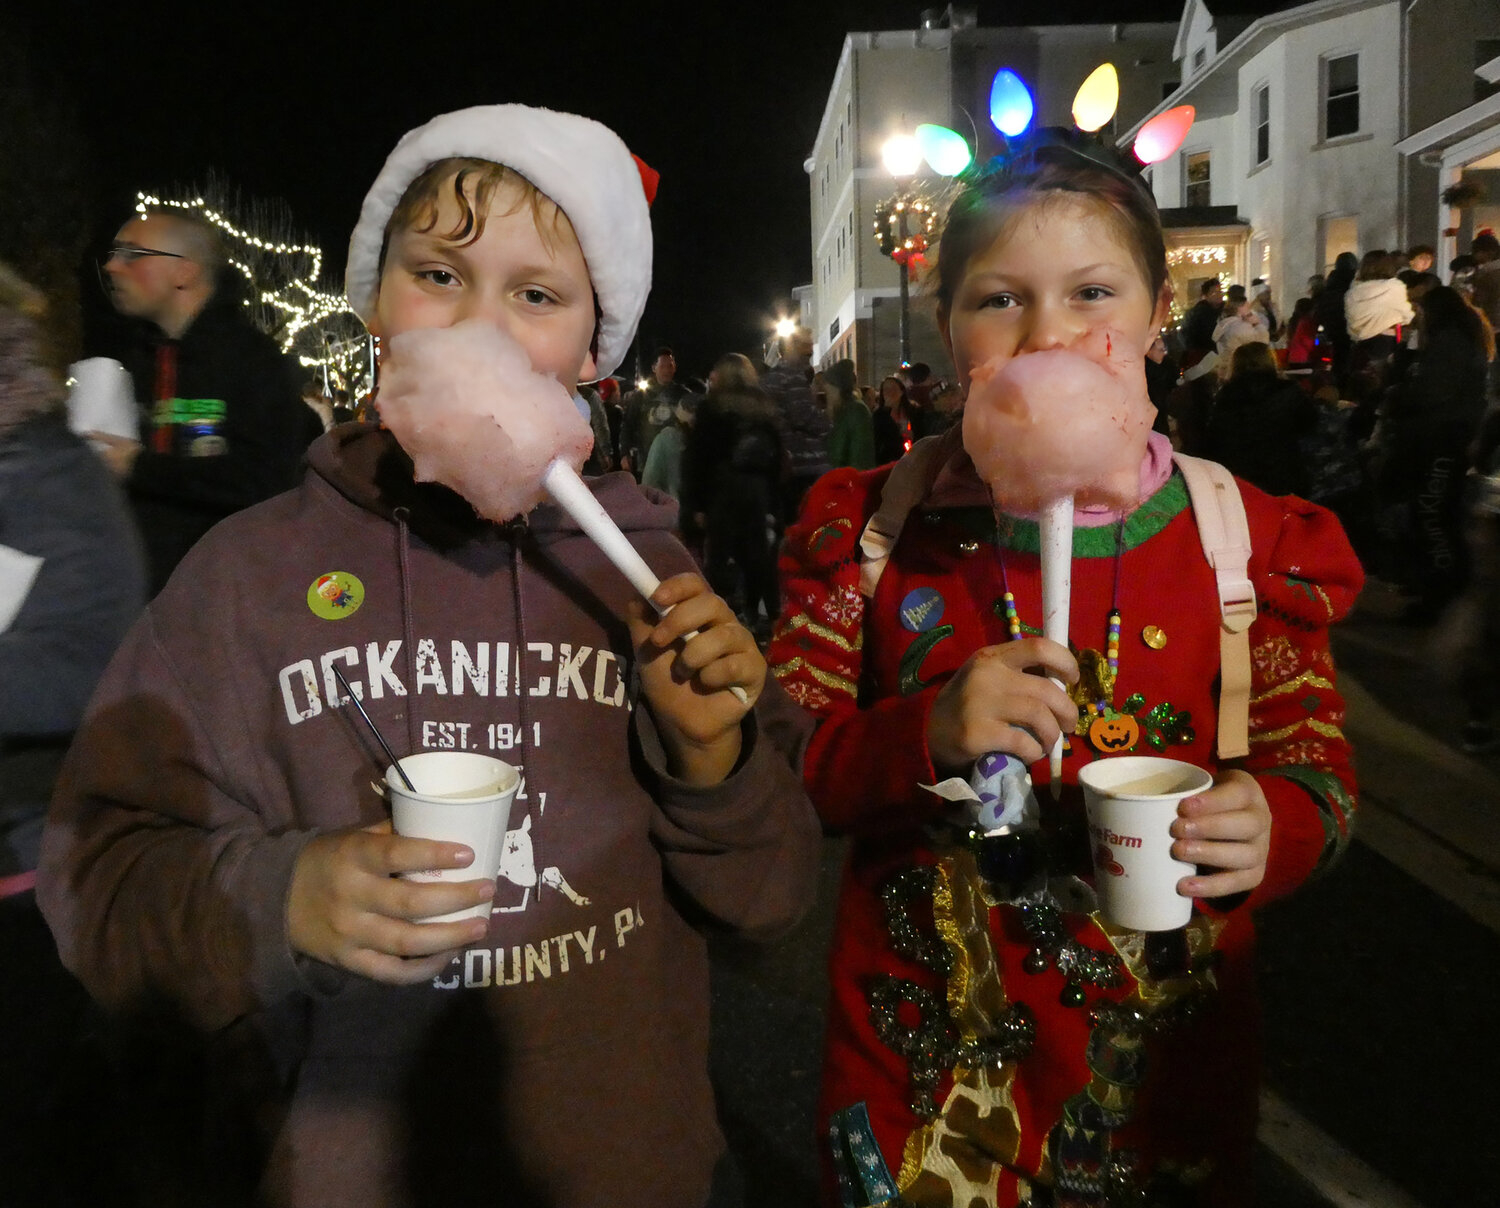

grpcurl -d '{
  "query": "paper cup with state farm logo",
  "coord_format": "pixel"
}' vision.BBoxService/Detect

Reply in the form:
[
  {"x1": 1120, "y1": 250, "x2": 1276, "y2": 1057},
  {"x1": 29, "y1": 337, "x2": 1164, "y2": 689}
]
[
  {"x1": 1078, "y1": 756, "x2": 1214, "y2": 931},
  {"x1": 386, "y1": 752, "x2": 520, "y2": 924}
]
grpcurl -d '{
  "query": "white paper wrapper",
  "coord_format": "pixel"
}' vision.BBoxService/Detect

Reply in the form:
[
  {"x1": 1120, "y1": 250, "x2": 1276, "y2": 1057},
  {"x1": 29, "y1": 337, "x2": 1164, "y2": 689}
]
[
  {"x1": 541, "y1": 459, "x2": 749, "y2": 705},
  {"x1": 1039, "y1": 494, "x2": 1073, "y2": 796}
]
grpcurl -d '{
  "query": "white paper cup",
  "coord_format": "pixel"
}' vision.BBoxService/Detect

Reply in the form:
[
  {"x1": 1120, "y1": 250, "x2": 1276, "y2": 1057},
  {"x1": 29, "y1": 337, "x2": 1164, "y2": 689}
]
[
  {"x1": 386, "y1": 752, "x2": 520, "y2": 923},
  {"x1": 1078, "y1": 756, "x2": 1214, "y2": 931}
]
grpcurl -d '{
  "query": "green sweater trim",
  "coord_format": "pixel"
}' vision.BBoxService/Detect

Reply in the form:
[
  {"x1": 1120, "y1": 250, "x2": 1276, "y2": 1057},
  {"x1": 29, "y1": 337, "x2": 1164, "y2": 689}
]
[
  {"x1": 1260, "y1": 764, "x2": 1355, "y2": 874},
  {"x1": 940, "y1": 472, "x2": 1191, "y2": 558}
]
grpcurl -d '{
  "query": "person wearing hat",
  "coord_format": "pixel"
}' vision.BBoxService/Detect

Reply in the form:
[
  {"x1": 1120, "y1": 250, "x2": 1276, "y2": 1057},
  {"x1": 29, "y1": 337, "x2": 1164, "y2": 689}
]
[
  {"x1": 39, "y1": 104, "x2": 819, "y2": 1208},
  {"x1": 823, "y1": 358, "x2": 875, "y2": 470}
]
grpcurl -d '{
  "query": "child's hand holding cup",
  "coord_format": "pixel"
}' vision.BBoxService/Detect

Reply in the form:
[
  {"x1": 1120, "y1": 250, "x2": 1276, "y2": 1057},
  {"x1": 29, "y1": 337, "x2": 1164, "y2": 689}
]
[{"x1": 1077, "y1": 755, "x2": 1215, "y2": 931}]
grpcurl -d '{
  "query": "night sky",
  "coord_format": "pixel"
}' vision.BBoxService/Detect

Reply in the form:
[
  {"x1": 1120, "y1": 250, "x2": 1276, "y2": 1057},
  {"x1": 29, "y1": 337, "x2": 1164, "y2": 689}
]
[{"x1": 12, "y1": 0, "x2": 1218, "y2": 375}]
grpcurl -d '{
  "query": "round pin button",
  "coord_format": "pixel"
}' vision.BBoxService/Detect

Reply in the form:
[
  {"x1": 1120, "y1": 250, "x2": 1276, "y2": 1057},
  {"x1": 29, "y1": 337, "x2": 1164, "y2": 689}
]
[{"x1": 899, "y1": 586, "x2": 945, "y2": 633}]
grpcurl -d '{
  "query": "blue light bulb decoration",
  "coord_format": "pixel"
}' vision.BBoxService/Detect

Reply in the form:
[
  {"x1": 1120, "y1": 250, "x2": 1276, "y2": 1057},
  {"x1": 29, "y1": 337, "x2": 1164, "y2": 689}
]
[
  {"x1": 915, "y1": 123, "x2": 973, "y2": 176},
  {"x1": 989, "y1": 69, "x2": 1034, "y2": 139}
]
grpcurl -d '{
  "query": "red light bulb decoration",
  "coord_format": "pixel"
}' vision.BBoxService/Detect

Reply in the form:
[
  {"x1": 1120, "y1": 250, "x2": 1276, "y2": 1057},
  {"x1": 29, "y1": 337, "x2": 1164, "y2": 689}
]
[{"x1": 1133, "y1": 106, "x2": 1196, "y2": 166}]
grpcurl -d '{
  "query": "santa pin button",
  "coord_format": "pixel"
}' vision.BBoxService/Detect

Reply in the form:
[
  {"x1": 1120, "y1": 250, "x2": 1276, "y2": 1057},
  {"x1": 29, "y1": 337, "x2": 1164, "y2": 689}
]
[{"x1": 1141, "y1": 624, "x2": 1167, "y2": 650}]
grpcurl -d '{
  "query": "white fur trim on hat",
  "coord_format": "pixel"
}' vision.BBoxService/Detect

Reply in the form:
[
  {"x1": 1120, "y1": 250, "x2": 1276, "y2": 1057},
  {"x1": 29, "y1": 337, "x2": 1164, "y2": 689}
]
[{"x1": 346, "y1": 104, "x2": 652, "y2": 380}]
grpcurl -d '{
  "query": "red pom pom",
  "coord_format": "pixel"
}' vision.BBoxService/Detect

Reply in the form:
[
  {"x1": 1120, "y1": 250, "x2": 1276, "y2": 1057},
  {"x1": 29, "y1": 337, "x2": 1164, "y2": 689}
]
[{"x1": 632, "y1": 155, "x2": 660, "y2": 207}]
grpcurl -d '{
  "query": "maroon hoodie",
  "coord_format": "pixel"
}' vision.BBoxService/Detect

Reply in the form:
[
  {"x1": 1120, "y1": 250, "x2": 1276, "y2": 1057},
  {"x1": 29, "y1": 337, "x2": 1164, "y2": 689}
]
[{"x1": 39, "y1": 425, "x2": 821, "y2": 1207}]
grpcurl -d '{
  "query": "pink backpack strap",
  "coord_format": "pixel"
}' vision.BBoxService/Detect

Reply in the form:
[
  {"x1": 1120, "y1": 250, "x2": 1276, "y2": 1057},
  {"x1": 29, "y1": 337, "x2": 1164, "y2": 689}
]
[{"x1": 1173, "y1": 453, "x2": 1257, "y2": 759}]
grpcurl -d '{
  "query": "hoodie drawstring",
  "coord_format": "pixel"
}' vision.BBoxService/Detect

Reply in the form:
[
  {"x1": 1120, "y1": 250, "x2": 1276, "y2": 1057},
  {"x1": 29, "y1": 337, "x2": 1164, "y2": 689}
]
[
  {"x1": 507, "y1": 522, "x2": 543, "y2": 885},
  {"x1": 387, "y1": 506, "x2": 544, "y2": 878},
  {"x1": 393, "y1": 506, "x2": 419, "y2": 757}
]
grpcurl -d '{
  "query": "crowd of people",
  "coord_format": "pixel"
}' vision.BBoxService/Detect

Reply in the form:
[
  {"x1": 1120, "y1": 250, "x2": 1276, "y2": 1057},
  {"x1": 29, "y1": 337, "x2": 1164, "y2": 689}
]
[
  {"x1": 1157, "y1": 233, "x2": 1500, "y2": 749},
  {"x1": 573, "y1": 331, "x2": 961, "y2": 641},
  {"x1": 0, "y1": 91, "x2": 1493, "y2": 1208}
]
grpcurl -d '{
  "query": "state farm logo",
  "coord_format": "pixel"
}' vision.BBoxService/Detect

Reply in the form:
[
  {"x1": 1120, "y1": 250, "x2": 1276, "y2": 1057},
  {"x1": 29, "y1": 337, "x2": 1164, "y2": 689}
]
[{"x1": 1090, "y1": 824, "x2": 1140, "y2": 877}]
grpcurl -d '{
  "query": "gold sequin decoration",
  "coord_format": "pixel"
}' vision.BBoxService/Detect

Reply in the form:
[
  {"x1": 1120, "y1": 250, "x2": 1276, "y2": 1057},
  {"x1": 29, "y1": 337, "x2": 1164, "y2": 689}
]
[
  {"x1": 1249, "y1": 669, "x2": 1334, "y2": 705},
  {"x1": 1068, "y1": 648, "x2": 1117, "y2": 711},
  {"x1": 1094, "y1": 911, "x2": 1227, "y2": 1009},
  {"x1": 776, "y1": 609, "x2": 865, "y2": 652},
  {"x1": 1142, "y1": 624, "x2": 1167, "y2": 649},
  {"x1": 930, "y1": 862, "x2": 966, "y2": 1020},
  {"x1": 1248, "y1": 717, "x2": 1345, "y2": 745},
  {"x1": 768, "y1": 656, "x2": 857, "y2": 697},
  {"x1": 896, "y1": 852, "x2": 1025, "y2": 1196}
]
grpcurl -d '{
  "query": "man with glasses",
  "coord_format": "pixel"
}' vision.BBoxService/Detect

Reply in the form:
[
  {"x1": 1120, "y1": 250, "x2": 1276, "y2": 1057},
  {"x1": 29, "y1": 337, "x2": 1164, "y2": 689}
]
[{"x1": 94, "y1": 208, "x2": 311, "y2": 593}]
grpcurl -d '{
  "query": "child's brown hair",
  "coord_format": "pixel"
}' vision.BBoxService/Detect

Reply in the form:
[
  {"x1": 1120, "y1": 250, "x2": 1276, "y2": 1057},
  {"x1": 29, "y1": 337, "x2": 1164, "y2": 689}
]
[
  {"x1": 934, "y1": 144, "x2": 1169, "y2": 319},
  {"x1": 378, "y1": 156, "x2": 603, "y2": 362},
  {"x1": 379, "y1": 157, "x2": 572, "y2": 270}
]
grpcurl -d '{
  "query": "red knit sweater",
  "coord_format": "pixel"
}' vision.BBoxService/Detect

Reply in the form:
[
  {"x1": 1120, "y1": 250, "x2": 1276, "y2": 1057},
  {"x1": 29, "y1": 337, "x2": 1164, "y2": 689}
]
[{"x1": 768, "y1": 444, "x2": 1362, "y2": 1207}]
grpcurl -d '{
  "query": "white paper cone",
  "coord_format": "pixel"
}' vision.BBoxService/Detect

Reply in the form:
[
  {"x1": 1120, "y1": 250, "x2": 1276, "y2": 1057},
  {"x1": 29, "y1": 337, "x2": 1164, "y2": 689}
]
[
  {"x1": 1039, "y1": 494, "x2": 1074, "y2": 797},
  {"x1": 542, "y1": 458, "x2": 662, "y2": 602},
  {"x1": 541, "y1": 458, "x2": 749, "y2": 705}
]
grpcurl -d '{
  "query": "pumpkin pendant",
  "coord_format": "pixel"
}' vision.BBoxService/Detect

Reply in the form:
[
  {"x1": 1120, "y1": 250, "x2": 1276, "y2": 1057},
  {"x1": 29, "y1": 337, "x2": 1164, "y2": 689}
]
[{"x1": 1087, "y1": 710, "x2": 1141, "y2": 753}]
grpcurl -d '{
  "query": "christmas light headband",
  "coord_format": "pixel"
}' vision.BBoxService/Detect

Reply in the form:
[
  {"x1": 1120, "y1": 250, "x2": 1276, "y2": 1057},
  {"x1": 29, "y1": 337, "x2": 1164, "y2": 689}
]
[{"x1": 899, "y1": 64, "x2": 1196, "y2": 187}]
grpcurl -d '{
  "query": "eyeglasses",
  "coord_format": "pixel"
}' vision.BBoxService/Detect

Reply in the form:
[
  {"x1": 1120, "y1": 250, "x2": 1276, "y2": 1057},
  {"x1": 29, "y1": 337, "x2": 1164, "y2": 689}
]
[{"x1": 101, "y1": 246, "x2": 187, "y2": 265}]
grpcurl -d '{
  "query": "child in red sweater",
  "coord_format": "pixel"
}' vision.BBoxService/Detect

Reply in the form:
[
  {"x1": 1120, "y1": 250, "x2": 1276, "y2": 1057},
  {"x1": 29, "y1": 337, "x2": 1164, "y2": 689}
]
[{"x1": 769, "y1": 133, "x2": 1362, "y2": 1207}]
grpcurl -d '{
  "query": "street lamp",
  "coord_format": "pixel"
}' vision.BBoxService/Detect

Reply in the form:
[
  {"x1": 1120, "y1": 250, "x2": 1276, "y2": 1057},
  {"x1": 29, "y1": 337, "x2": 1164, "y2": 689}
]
[
  {"x1": 765, "y1": 315, "x2": 798, "y2": 367},
  {"x1": 881, "y1": 133, "x2": 921, "y2": 368}
]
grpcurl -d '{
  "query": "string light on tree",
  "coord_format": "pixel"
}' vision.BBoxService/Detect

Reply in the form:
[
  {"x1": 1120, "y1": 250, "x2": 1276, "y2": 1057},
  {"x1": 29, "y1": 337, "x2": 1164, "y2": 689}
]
[{"x1": 135, "y1": 190, "x2": 365, "y2": 386}]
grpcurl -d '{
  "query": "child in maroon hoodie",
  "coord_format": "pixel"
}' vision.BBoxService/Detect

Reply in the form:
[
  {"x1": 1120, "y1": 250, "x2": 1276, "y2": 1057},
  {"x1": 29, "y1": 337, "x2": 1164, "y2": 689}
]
[{"x1": 40, "y1": 105, "x2": 820, "y2": 1208}]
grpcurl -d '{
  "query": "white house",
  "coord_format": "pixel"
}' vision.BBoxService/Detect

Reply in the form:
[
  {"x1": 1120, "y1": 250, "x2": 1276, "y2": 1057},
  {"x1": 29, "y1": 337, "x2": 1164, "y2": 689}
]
[
  {"x1": 803, "y1": 6, "x2": 1179, "y2": 383},
  {"x1": 1124, "y1": 0, "x2": 1500, "y2": 318},
  {"x1": 1396, "y1": 39, "x2": 1500, "y2": 270}
]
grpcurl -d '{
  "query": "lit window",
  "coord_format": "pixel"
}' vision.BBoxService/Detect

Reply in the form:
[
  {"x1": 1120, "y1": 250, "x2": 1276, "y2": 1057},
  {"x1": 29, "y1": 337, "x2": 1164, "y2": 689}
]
[
  {"x1": 1323, "y1": 54, "x2": 1359, "y2": 140},
  {"x1": 1253, "y1": 84, "x2": 1270, "y2": 166},
  {"x1": 1184, "y1": 151, "x2": 1211, "y2": 207},
  {"x1": 1321, "y1": 214, "x2": 1359, "y2": 274}
]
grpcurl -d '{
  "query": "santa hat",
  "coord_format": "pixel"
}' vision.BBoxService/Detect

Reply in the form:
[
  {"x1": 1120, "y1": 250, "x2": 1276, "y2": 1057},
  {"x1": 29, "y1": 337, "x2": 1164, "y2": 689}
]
[{"x1": 345, "y1": 104, "x2": 657, "y2": 379}]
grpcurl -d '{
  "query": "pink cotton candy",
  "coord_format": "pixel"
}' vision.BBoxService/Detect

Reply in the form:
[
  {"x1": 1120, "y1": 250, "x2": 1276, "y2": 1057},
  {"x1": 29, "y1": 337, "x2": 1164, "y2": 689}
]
[
  {"x1": 962, "y1": 329, "x2": 1156, "y2": 513},
  {"x1": 377, "y1": 320, "x2": 594, "y2": 522}
]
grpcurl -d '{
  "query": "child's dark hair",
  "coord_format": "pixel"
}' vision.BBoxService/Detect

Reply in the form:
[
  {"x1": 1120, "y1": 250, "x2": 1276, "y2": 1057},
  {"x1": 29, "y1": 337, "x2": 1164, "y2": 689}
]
[
  {"x1": 1419, "y1": 285, "x2": 1486, "y2": 353},
  {"x1": 933, "y1": 143, "x2": 1169, "y2": 315}
]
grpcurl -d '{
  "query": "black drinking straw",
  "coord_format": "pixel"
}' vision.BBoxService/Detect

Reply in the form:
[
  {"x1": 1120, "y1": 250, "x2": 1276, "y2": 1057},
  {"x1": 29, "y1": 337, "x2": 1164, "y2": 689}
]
[{"x1": 331, "y1": 665, "x2": 417, "y2": 792}]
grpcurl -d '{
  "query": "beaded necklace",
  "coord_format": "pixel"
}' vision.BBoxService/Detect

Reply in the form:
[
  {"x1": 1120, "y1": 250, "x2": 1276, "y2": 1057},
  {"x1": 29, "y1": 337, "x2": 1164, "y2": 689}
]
[{"x1": 995, "y1": 519, "x2": 1126, "y2": 743}]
